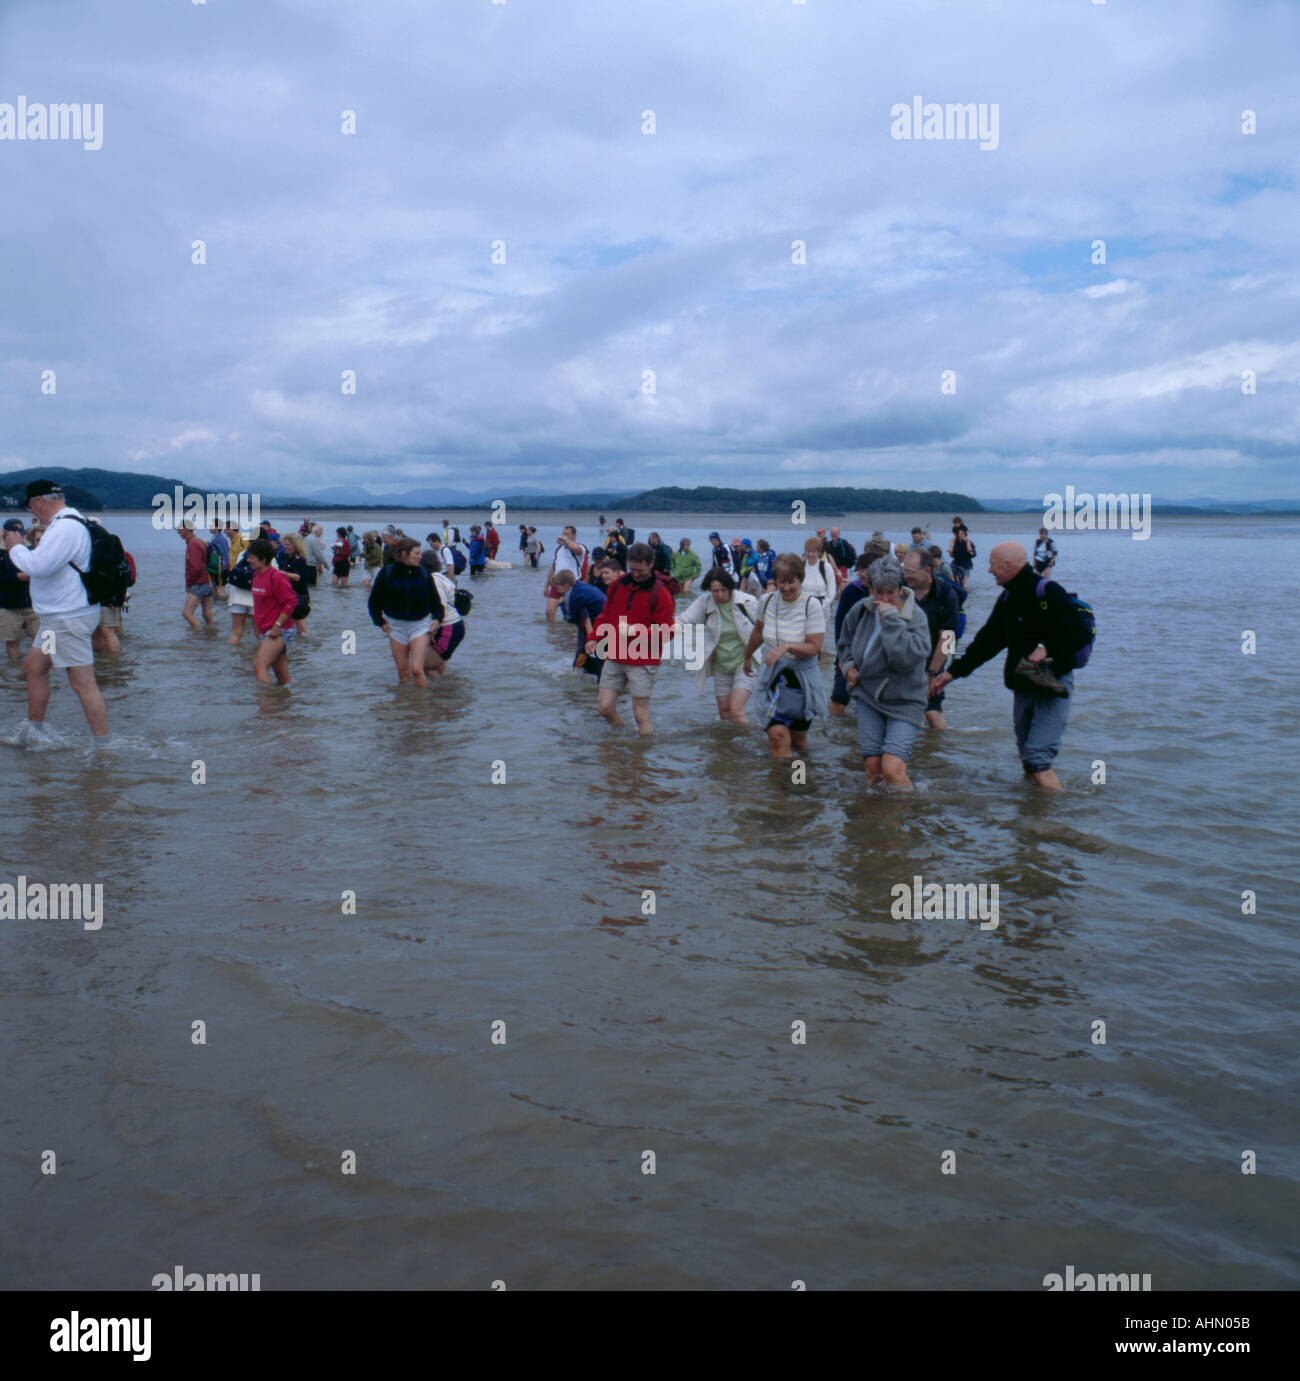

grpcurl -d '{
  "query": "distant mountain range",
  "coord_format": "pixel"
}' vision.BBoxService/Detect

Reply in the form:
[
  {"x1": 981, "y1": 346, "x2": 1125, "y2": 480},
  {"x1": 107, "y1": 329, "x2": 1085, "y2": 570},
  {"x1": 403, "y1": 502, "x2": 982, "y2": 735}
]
[
  {"x1": 2, "y1": 468, "x2": 1295, "y2": 516},
  {"x1": 981, "y1": 496, "x2": 1300, "y2": 514}
]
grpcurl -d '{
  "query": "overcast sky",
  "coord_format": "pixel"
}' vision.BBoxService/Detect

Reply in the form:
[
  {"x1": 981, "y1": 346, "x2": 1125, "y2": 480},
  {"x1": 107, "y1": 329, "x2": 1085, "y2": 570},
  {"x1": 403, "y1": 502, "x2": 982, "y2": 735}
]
[{"x1": 1, "y1": 0, "x2": 1297, "y2": 500}]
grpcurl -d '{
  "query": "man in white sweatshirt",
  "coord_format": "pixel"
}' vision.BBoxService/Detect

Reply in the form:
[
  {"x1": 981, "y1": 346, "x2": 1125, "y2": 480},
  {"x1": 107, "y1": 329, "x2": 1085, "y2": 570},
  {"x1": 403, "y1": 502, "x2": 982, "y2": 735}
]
[{"x1": 2, "y1": 480, "x2": 109, "y2": 741}]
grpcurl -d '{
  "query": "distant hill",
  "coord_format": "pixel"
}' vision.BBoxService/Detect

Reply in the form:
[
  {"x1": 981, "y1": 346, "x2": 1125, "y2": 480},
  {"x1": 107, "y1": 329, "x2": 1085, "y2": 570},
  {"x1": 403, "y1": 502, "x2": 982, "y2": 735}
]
[
  {"x1": 625, "y1": 485, "x2": 985, "y2": 514},
  {"x1": 0, "y1": 465, "x2": 197, "y2": 512}
]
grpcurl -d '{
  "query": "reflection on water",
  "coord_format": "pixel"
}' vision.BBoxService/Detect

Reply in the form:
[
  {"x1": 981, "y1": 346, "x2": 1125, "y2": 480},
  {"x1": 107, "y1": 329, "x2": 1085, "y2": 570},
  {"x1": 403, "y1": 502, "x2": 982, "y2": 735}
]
[{"x1": 2, "y1": 511, "x2": 1297, "y2": 1289}]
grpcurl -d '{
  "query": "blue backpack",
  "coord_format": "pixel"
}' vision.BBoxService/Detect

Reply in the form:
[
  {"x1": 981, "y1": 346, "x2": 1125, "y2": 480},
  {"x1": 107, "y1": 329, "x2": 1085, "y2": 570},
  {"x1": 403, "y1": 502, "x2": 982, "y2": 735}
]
[
  {"x1": 1000, "y1": 576, "x2": 1095, "y2": 669},
  {"x1": 450, "y1": 545, "x2": 467, "y2": 575},
  {"x1": 1037, "y1": 577, "x2": 1096, "y2": 668}
]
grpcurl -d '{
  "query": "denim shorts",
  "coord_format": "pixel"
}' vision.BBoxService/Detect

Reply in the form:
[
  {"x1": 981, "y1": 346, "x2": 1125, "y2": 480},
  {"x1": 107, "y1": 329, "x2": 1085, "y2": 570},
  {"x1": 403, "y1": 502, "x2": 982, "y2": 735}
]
[
  {"x1": 187, "y1": 582, "x2": 214, "y2": 598},
  {"x1": 855, "y1": 699, "x2": 920, "y2": 762},
  {"x1": 258, "y1": 625, "x2": 296, "y2": 648}
]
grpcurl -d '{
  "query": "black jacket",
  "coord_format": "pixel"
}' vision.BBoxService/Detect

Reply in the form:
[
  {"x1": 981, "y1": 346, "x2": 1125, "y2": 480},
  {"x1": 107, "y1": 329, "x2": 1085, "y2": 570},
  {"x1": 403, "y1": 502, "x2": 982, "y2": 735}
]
[
  {"x1": 368, "y1": 563, "x2": 446, "y2": 626},
  {"x1": 826, "y1": 536, "x2": 856, "y2": 568},
  {"x1": 948, "y1": 564, "x2": 1088, "y2": 688}
]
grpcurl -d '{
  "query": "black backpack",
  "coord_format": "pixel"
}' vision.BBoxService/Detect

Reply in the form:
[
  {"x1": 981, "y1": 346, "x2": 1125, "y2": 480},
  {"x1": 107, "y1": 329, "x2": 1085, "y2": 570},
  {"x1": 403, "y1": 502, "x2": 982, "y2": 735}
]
[
  {"x1": 454, "y1": 586, "x2": 473, "y2": 616},
  {"x1": 60, "y1": 513, "x2": 131, "y2": 607}
]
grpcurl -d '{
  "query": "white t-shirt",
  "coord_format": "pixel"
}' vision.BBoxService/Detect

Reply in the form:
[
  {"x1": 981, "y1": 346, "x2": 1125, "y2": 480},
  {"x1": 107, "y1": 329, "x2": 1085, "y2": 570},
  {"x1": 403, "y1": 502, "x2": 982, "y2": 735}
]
[
  {"x1": 552, "y1": 541, "x2": 585, "y2": 578},
  {"x1": 800, "y1": 557, "x2": 837, "y2": 603},
  {"x1": 760, "y1": 591, "x2": 825, "y2": 650},
  {"x1": 9, "y1": 506, "x2": 95, "y2": 614}
]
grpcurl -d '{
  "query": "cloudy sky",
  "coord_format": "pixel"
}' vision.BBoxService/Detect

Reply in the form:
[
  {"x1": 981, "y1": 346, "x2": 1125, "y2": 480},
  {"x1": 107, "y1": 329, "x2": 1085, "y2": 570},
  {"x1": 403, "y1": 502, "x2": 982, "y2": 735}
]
[{"x1": 1, "y1": 0, "x2": 1297, "y2": 500}]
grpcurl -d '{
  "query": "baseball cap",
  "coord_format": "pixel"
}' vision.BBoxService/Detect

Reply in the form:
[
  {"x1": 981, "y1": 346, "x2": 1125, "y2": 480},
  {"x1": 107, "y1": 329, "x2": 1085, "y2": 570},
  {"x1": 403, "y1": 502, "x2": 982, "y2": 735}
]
[
  {"x1": 25, "y1": 479, "x2": 63, "y2": 501},
  {"x1": 3, "y1": 517, "x2": 26, "y2": 532}
]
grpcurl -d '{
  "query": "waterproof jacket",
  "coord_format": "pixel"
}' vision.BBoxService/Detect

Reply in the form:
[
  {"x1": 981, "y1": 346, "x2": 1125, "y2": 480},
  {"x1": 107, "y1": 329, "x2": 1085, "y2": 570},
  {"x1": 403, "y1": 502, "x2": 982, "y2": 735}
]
[
  {"x1": 672, "y1": 548, "x2": 702, "y2": 582},
  {"x1": 590, "y1": 574, "x2": 676, "y2": 666},
  {"x1": 836, "y1": 586, "x2": 931, "y2": 726}
]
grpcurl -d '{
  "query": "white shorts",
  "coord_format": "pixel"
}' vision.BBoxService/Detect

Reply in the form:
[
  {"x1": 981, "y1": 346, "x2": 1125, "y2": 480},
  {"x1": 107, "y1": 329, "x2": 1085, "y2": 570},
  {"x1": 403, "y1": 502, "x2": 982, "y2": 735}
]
[
  {"x1": 384, "y1": 615, "x2": 433, "y2": 645},
  {"x1": 38, "y1": 607, "x2": 101, "y2": 668},
  {"x1": 227, "y1": 586, "x2": 254, "y2": 610},
  {"x1": 713, "y1": 668, "x2": 754, "y2": 698}
]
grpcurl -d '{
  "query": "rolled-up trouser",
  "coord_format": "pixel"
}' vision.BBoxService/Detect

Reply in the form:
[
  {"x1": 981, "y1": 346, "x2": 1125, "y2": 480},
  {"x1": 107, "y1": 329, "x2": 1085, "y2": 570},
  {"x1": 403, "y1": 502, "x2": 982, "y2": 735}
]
[{"x1": 1013, "y1": 669, "x2": 1074, "y2": 773}]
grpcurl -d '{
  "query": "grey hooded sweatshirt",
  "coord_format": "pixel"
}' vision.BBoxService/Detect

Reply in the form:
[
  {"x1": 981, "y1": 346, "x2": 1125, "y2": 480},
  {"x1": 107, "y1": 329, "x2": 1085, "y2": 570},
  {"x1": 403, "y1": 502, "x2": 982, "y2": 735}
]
[{"x1": 836, "y1": 586, "x2": 931, "y2": 727}]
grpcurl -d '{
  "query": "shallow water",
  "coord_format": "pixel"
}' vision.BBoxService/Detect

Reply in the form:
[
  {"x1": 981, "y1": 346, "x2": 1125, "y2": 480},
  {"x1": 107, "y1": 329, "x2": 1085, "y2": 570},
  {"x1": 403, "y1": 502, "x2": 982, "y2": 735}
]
[{"x1": 3, "y1": 509, "x2": 1297, "y2": 1289}]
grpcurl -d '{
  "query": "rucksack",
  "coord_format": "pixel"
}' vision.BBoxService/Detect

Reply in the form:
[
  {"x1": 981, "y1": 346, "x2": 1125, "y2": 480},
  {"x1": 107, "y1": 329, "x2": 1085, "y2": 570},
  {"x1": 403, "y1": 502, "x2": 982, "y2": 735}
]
[
  {"x1": 1000, "y1": 576, "x2": 1095, "y2": 669},
  {"x1": 59, "y1": 513, "x2": 131, "y2": 607},
  {"x1": 453, "y1": 587, "x2": 473, "y2": 616},
  {"x1": 227, "y1": 558, "x2": 254, "y2": 591},
  {"x1": 1037, "y1": 576, "x2": 1095, "y2": 668},
  {"x1": 205, "y1": 539, "x2": 224, "y2": 579},
  {"x1": 450, "y1": 545, "x2": 467, "y2": 575},
  {"x1": 123, "y1": 551, "x2": 137, "y2": 588}
]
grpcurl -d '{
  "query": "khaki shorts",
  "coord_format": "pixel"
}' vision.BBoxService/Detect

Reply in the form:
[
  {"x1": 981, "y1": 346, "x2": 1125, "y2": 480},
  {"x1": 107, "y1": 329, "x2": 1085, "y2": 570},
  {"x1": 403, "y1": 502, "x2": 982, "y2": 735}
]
[
  {"x1": 713, "y1": 667, "x2": 754, "y2": 698},
  {"x1": 37, "y1": 608, "x2": 101, "y2": 668},
  {"x1": 98, "y1": 605, "x2": 123, "y2": 629},
  {"x1": 0, "y1": 606, "x2": 39, "y2": 642},
  {"x1": 599, "y1": 660, "x2": 658, "y2": 699}
]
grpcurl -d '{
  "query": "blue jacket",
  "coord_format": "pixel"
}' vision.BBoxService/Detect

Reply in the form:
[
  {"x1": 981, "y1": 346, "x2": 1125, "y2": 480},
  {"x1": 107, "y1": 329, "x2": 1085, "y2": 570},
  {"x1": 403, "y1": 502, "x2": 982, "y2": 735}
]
[{"x1": 468, "y1": 536, "x2": 487, "y2": 567}]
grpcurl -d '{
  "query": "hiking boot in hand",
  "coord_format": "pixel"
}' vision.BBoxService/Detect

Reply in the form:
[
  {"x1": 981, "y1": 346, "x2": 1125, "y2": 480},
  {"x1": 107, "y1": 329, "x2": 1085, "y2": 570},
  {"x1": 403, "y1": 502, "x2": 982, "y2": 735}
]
[{"x1": 1014, "y1": 657, "x2": 1068, "y2": 697}]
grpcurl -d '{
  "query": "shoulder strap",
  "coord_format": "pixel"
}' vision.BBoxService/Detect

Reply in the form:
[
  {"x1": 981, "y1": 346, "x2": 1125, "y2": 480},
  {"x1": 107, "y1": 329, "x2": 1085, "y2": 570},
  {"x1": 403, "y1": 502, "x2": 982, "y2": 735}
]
[
  {"x1": 54, "y1": 511, "x2": 92, "y2": 573},
  {"x1": 1036, "y1": 577, "x2": 1049, "y2": 599}
]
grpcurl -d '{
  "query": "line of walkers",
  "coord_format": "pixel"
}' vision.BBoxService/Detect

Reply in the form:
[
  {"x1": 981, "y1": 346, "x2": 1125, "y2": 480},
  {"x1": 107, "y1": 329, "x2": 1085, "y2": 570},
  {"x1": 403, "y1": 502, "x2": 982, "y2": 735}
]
[{"x1": 553, "y1": 530, "x2": 1093, "y2": 791}]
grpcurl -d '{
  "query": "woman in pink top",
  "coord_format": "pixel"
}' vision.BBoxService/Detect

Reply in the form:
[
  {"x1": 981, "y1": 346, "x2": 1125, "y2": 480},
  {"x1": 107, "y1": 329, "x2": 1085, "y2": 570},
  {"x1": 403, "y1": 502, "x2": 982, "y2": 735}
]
[{"x1": 246, "y1": 539, "x2": 298, "y2": 686}]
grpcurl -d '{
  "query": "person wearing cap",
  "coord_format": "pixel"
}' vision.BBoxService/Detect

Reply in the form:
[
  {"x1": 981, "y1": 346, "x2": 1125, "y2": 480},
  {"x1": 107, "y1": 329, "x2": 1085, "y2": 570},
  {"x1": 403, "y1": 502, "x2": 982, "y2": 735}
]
[
  {"x1": 706, "y1": 531, "x2": 730, "y2": 572},
  {"x1": 2, "y1": 481, "x2": 109, "y2": 741},
  {"x1": 0, "y1": 518, "x2": 39, "y2": 659}
]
